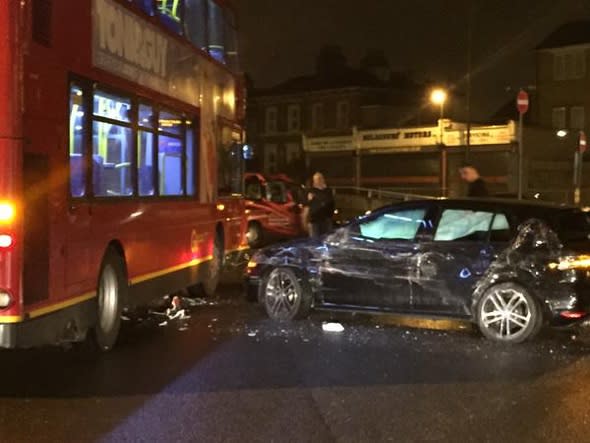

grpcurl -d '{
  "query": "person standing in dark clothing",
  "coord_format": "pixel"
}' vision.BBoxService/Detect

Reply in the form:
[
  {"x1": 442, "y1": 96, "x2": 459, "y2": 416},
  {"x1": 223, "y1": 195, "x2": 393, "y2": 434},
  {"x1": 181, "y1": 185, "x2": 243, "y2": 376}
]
[
  {"x1": 459, "y1": 163, "x2": 489, "y2": 197},
  {"x1": 303, "y1": 172, "x2": 335, "y2": 238}
]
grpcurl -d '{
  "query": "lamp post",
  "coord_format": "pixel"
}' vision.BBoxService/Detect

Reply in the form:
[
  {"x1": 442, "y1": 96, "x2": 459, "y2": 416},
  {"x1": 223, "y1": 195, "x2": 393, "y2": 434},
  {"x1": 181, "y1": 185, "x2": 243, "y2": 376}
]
[{"x1": 431, "y1": 88, "x2": 448, "y2": 196}]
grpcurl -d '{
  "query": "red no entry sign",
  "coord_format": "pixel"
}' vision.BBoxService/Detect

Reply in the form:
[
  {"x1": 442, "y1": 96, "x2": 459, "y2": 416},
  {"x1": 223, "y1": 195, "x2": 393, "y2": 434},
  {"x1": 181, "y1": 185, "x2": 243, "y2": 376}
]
[{"x1": 517, "y1": 90, "x2": 529, "y2": 114}]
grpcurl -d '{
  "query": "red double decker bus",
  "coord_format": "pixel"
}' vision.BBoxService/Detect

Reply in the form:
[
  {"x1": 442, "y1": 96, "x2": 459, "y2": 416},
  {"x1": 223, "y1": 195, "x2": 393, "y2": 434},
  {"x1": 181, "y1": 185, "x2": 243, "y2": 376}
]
[{"x1": 0, "y1": 0, "x2": 248, "y2": 350}]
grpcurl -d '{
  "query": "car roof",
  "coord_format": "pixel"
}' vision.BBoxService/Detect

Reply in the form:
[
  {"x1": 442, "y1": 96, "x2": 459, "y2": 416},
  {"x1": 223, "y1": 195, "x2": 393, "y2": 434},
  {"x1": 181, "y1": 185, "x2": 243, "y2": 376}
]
[{"x1": 392, "y1": 198, "x2": 577, "y2": 213}]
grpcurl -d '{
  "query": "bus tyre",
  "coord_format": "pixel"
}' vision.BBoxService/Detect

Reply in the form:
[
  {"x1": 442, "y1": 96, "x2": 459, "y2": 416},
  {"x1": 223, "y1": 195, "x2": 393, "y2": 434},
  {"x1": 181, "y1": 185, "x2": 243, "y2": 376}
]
[
  {"x1": 247, "y1": 221, "x2": 264, "y2": 248},
  {"x1": 91, "y1": 249, "x2": 127, "y2": 352},
  {"x1": 200, "y1": 234, "x2": 223, "y2": 298}
]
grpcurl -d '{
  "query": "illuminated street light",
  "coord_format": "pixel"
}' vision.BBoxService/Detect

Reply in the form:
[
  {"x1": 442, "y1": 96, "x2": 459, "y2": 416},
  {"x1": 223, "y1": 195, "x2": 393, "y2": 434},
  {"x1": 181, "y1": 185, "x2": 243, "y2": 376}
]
[
  {"x1": 430, "y1": 88, "x2": 448, "y2": 119},
  {"x1": 430, "y1": 88, "x2": 448, "y2": 198},
  {"x1": 556, "y1": 129, "x2": 568, "y2": 138}
]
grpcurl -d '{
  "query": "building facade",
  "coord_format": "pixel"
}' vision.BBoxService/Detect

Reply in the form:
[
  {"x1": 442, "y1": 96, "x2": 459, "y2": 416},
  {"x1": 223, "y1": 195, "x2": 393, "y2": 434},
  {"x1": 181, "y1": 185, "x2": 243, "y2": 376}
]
[
  {"x1": 527, "y1": 21, "x2": 590, "y2": 199},
  {"x1": 246, "y1": 63, "x2": 429, "y2": 182}
]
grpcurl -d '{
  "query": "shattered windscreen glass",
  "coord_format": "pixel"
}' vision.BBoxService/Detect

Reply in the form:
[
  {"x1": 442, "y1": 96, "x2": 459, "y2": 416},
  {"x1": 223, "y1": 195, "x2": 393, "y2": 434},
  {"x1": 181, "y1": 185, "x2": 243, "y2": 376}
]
[
  {"x1": 434, "y1": 210, "x2": 493, "y2": 242},
  {"x1": 359, "y1": 208, "x2": 427, "y2": 240}
]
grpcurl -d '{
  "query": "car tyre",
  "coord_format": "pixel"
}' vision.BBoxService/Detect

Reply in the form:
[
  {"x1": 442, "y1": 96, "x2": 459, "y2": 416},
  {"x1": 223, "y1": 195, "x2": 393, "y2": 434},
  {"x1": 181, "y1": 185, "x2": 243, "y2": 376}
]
[
  {"x1": 90, "y1": 248, "x2": 127, "y2": 352},
  {"x1": 263, "y1": 268, "x2": 311, "y2": 321},
  {"x1": 476, "y1": 282, "x2": 542, "y2": 344}
]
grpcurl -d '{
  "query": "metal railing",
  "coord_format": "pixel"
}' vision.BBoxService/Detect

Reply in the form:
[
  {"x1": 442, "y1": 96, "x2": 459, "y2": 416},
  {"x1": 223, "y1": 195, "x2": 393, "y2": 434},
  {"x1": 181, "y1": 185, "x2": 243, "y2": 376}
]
[{"x1": 332, "y1": 186, "x2": 438, "y2": 202}]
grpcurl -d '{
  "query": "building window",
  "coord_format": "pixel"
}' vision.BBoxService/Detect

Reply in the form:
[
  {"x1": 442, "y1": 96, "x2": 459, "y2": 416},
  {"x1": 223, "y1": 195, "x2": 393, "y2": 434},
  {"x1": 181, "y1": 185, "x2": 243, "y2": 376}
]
[
  {"x1": 311, "y1": 103, "x2": 324, "y2": 131},
  {"x1": 571, "y1": 106, "x2": 585, "y2": 130},
  {"x1": 285, "y1": 143, "x2": 300, "y2": 165},
  {"x1": 264, "y1": 144, "x2": 278, "y2": 173},
  {"x1": 265, "y1": 107, "x2": 278, "y2": 133},
  {"x1": 554, "y1": 50, "x2": 586, "y2": 80},
  {"x1": 337, "y1": 101, "x2": 350, "y2": 129},
  {"x1": 552, "y1": 107, "x2": 566, "y2": 129},
  {"x1": 287, "y1": 104, "x2": 301, "y2": 132}
]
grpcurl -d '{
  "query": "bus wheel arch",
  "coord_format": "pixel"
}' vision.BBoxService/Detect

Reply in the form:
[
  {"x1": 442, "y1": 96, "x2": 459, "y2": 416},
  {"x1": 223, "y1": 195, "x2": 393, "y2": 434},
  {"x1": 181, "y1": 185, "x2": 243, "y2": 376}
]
[
  {"x1": 89, "y1": 242, "x2": 128, "y2": 351},
  {"x1": 187, "y1": 224, "x2": 224, "y2": 298}
]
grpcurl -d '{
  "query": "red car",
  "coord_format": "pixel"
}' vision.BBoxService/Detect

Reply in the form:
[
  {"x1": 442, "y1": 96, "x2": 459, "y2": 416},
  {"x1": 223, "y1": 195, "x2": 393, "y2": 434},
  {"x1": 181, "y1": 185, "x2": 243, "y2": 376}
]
[{"x1": 244, "y1": 173, "x2": 306, "y2": 247}]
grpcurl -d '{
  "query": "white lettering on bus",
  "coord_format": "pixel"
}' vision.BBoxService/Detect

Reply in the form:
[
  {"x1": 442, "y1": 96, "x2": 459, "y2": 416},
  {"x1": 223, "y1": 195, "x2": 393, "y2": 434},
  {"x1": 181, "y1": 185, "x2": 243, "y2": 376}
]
[{"x1": 95, "y1": 0, "x2": 168, "y2": 77}]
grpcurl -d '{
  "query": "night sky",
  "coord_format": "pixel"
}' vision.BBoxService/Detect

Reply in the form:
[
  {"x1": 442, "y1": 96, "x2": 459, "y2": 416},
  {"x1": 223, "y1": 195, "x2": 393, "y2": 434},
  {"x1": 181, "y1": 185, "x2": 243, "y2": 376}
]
[{"x1": 236, "y1": 0, "x2": 590, "y2": 120}]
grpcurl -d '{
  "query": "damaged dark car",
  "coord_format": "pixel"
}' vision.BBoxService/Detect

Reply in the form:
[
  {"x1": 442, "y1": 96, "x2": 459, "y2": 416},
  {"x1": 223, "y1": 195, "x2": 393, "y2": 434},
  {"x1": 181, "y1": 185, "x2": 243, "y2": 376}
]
[{"x1": 246, "y1": 199, "x2": 590, "y2": 343}]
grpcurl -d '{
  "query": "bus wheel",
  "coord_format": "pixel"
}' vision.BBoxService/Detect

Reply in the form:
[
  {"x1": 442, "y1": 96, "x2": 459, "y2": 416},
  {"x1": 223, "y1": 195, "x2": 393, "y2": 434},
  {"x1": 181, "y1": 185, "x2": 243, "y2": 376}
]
[
  {"x1": 188, "y1": 233, "x2": 223, "y2": 298},
  {"x1": 201, "y1": 234, "x2": 223, "y2": 297},
  {"x1": 91, "y1": 249, "x2": 126, "y2": 351}
]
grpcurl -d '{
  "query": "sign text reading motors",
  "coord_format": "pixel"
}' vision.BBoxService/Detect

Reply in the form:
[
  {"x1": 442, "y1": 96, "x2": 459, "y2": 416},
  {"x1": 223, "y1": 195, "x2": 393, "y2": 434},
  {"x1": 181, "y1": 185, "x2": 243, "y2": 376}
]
[{"x1": 95, "y1": 0, "x2": 168, "y2": 78}]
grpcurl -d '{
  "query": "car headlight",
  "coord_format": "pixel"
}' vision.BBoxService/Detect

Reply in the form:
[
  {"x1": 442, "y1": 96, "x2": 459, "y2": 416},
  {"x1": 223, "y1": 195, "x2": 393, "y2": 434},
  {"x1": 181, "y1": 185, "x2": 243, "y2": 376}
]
[{"x1": 549, "y1": 255, "x2": 590, "y2": 271}]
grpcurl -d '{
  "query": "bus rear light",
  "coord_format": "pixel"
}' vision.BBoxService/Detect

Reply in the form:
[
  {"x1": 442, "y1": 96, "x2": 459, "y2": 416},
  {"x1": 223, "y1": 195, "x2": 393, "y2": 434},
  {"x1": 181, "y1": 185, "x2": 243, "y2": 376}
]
[
  {"x1": 0, "y1": 291, "x2": 12, "y2": 309},
  {"x1": 0, "y1": 202, "x2": 15, "y2": 224},
  {"x1": 0, "y1": 234, "x2": 14, "y2": 249}
]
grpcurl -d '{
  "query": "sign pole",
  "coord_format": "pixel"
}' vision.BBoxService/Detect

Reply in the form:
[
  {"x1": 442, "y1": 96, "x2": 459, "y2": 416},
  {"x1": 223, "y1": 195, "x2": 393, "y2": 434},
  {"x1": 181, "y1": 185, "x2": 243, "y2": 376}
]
[
  {"x1": 574, "y1": 131, "x2": 587, "y2": 205},
  {"x1": 517, "y1": 111, "x2": 524, "y2": 200},
  {"x1": 516, "y1": 89, "x2": 529, "y2": 200}
]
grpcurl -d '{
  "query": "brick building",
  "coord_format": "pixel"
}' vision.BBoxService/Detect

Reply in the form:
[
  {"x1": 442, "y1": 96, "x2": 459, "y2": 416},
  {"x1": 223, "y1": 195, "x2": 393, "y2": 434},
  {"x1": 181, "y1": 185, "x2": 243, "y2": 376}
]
[
  {"x1": 526, "y1": 21, "x2": 590, "y2": 199},
  {"x1": 245, "y1": 49, "x2": 431, "y2": 181}
]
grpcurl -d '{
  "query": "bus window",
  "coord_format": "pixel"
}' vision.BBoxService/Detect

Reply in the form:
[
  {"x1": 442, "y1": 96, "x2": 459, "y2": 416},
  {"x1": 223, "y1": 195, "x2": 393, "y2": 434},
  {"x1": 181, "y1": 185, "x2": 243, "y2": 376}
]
[
  {"x1": 207, "y1": 0, "x2": 225, "y2": 63},
  {"x1": 93, "y1": 91, "x2": 131, "y2": 122},
  {"x1": 92, "y1": 122, "x2": 133, "y2": 197},
  {"x1": 131, "y1": 0, "x2": 154, "y2": 15},
  {"x1": 224, "y1": 9, "x2": 239, "y2": 70},
  {"x1": 159, "y1": 110, "x2": 183, "y2": 136},
  {"x1": 69, "y1": 85, "x2": 86, "y2": 198},
  {"x1": 186, "y1": 122, "x2": 197, "y2": 196},
  {"x1": 92, "y1": 90, "x2": 133, "y2": 197},
  {"x1": 139, "y1": 103, "x2": 155, "y2": 129},
  {"x1": 157, "y1": 0, "x2": 184, "y2": 34},
  {"x1": 158, "y1": 135, "x2": 184, "y2": 196},
  {"x1": 185, "y1": 0, "x2": 208, "y2": 50},
  {"x1": 138, "y1": 130, "x2": 155, "y2": 196}
]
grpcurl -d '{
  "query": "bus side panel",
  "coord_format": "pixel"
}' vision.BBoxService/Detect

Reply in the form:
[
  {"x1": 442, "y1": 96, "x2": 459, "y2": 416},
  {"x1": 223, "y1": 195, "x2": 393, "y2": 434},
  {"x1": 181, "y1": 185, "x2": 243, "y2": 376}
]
[
  {"x1": 86, "y1": 201, "x2": 216, "y2": 302},
  {"x1": 0, "y1": 2, "x2": 24, "y2": 320}
]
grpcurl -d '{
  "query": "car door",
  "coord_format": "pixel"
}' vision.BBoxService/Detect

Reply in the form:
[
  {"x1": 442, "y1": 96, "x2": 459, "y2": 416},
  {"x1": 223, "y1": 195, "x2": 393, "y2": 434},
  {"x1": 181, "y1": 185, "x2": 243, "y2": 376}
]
[
  {"x1": 319, "y1": 204, "x2": 434, "y2": 312},
  {"x1": 411, "y1": 207, "x2": 497, "y2": 316}
]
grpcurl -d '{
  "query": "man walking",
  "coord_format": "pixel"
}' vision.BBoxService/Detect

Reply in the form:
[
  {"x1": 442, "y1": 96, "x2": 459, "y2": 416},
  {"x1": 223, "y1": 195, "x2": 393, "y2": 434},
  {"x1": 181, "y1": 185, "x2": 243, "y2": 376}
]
[
  {"x1": 303, "y1": 172, "x2": 335, "y2": 238},
  {"x1": 459, "y1": 162, "x2": 489, "y2": 197}
]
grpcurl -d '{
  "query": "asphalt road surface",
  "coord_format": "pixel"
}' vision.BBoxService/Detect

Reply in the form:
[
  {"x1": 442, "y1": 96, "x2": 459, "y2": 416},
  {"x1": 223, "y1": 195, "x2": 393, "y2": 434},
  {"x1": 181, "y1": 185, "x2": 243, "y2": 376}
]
[{"x1": 2, "y1": 273, "x2": 590, "y2": 442}]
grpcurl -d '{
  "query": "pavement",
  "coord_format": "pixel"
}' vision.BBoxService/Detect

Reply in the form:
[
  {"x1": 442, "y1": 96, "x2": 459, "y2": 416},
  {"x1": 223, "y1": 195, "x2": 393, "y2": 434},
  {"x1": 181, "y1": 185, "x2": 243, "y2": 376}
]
[{"x1": 1, "y1": 272, "x2": 590, "y2": 442}]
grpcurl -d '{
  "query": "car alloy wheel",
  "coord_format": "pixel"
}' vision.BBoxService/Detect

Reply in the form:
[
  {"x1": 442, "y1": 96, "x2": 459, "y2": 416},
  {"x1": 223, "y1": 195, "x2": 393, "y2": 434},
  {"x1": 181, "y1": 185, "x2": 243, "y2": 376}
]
[
  {"x1": 264, "y1": 268, "x2": 303, "y2": 321},
  {"x1": 477, "y1": 283, "x2": 541, "y2": 343}
]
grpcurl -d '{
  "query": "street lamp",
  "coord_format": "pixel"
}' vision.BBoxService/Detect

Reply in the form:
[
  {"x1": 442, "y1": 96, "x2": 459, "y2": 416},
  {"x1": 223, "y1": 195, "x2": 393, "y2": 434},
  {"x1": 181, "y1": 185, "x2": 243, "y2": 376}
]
[
  {"x1": 430, "y1": 88, "x2": 447, "y2": 119},
  {"x1": 431, "y1": 88, "x2": 448, "y2": 197}
]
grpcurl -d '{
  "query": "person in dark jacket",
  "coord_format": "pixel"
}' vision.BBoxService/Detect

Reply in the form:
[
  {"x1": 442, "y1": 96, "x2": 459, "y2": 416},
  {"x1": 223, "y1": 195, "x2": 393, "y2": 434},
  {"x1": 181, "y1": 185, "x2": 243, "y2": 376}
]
[
  {"x1": 303, "y1": 172, "x2": 335, "y2": 238},
  {"x1": 459, "y1": 162, "x2": 489, "y2": 197}
]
